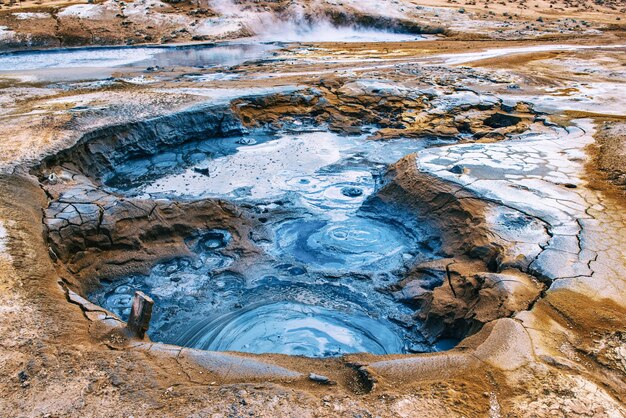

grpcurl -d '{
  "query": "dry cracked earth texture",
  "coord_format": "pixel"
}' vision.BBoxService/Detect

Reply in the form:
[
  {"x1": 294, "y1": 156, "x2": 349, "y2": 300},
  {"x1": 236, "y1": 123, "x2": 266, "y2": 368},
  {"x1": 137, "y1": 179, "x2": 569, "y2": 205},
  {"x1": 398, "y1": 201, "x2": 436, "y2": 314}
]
[{"x1": 0, "y1": 0, "x2": 624, "y2": 417}]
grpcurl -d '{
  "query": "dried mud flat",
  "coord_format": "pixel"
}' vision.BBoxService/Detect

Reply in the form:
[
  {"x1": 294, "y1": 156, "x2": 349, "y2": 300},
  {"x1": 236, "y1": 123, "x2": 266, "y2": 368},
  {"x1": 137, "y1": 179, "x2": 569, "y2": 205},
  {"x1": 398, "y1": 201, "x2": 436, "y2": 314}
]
[{"x1": 0, "y1": 0, "x2": 625, "y2": 417}]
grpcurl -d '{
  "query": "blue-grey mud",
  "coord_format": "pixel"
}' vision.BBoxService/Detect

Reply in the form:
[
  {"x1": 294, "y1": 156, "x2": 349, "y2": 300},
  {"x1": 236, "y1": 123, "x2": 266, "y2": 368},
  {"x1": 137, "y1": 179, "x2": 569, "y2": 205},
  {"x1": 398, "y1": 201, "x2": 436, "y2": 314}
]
[{"x1": 89, "y1": 130, "x2": 452, "y2": 357}]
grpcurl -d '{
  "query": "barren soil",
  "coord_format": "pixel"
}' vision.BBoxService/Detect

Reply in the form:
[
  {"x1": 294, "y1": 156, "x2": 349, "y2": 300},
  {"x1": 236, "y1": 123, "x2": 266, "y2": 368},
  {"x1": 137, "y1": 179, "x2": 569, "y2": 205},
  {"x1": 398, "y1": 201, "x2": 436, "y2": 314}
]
[{"x1": 0, "y1": 0, "x2": 624, "y2": 417}]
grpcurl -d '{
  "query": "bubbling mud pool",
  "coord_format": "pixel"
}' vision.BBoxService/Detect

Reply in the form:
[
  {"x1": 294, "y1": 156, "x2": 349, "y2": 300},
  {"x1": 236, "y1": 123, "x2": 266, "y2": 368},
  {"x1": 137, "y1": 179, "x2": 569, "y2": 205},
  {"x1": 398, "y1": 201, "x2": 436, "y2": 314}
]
[{"x1": 90, "y1": 131, "x2": 453, "y2": 357}]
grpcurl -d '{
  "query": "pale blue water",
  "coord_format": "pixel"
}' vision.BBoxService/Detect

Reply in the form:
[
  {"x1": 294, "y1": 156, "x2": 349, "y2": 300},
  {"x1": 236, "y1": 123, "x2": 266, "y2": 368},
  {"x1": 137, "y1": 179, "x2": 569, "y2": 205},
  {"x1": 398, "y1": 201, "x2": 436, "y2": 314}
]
[{"x1": 0, "y1": 43, "x2": 273, "y2": 71}]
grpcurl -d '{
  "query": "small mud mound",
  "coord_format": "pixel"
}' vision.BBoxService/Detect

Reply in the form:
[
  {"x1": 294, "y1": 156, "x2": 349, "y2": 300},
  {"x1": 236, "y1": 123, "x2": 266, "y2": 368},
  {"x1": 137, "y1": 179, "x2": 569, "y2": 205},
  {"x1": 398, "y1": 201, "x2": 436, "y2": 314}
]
[{"x1": 274, "y1": 217, "x2": 412, "y2": 272}]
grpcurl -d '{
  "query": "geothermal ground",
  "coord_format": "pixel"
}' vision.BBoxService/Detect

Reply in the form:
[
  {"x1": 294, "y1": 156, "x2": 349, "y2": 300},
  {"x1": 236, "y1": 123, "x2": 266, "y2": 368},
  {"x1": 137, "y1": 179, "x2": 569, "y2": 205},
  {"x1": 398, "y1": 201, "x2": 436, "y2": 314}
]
[{"x1": 0, "y1": 0, "x2": 624, "y2": 416}]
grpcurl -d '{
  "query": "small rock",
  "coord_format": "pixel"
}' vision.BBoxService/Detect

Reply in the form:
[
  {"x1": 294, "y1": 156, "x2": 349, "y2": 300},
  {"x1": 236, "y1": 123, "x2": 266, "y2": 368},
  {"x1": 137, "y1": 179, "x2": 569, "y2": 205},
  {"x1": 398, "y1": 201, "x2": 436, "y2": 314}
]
[
  {"x1": 309, "y1": 373, "x2": 336, "y2": 385},
  {"x1": 237, "y1": 138, "x2": 257, "y2": 145},
  {"x1": 110, "y1": 374, "x2": 123, "y2": 387},
  {"x1": 18, "y1": 371, "x2": 29, "y2": 388},
  {"x1": 193, "y1": 167, "x2": 210, "y2": 176},
  {"x1": 341, "y1": 187, "x2": 363, "y2": 197},
  {"x1": 448, "y1": 164, "x2": 466, "y2": 174}
]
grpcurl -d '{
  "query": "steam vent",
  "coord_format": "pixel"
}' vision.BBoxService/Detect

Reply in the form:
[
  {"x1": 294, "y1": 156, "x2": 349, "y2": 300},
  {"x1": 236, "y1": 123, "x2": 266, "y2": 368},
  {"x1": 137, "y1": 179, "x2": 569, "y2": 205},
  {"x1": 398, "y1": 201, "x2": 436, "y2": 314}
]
[{"x1": 0, "y1": 0, "x2": 624, "y2": 416}]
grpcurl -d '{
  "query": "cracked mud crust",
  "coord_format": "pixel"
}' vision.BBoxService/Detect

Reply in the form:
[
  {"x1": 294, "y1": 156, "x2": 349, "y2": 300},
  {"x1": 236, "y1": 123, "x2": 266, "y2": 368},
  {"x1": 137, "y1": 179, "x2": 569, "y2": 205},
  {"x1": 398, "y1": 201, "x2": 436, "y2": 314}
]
[{"x1": 0, "y1": 1, "x2": 625, "y2": 416}]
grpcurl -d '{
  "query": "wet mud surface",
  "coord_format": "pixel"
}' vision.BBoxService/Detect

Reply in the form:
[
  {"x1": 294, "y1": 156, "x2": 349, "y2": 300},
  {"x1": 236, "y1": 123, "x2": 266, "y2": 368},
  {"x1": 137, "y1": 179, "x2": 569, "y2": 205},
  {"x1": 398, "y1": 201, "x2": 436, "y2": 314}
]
[{"x1": 52, "y1": 128, "x2": 451, "y2": 357}]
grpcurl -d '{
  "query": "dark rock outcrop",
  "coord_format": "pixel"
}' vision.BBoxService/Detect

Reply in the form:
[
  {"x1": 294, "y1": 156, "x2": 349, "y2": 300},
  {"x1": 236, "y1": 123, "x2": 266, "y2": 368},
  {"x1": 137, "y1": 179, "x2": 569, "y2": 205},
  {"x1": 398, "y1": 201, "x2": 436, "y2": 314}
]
[
  {"x1": 375, "y1": 154, "x2": 545, "y2": 342},
  {"x1": 231, "y1": 81, "x2": 538, "y2": 140}
]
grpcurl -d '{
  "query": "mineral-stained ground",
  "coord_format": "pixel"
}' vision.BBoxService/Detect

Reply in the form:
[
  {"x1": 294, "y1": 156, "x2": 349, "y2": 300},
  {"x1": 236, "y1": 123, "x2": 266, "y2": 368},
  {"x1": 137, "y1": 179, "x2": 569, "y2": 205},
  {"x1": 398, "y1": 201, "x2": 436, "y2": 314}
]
[{"x1": 0, "y1": 0, "x2": 624, "y2": 416}]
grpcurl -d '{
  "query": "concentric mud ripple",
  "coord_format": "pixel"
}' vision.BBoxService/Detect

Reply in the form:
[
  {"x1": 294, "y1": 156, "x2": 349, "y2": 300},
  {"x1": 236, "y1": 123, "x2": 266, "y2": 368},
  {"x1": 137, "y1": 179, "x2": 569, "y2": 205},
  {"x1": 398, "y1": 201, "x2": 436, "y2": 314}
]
[
  {"x1": 290, "y1": 169, "x2": 374, "y2": 213},
  {"x1": 175, "y1": 301, "x2": 404, "y2": 357},
  {"x1": 274, "y1": 217, "x2": 411, "y2": 272}
]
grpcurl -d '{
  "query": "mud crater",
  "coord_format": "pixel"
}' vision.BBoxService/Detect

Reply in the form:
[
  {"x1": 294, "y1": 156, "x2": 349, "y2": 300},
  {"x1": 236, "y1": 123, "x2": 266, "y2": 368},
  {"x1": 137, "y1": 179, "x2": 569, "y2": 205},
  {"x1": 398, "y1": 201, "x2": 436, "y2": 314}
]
[
  {"x1": 37, "y1": 87, "x2": 541, "y2": 359},
  {"x1": 92, "y1": 129, "x2": 449, "y2": 357}
]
